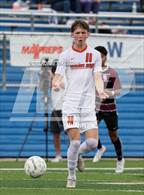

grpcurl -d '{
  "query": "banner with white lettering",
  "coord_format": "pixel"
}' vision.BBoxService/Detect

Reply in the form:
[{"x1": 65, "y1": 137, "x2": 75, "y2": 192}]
[{"x1": 10, "y1": 34, "x2": 144, "y2": 69}]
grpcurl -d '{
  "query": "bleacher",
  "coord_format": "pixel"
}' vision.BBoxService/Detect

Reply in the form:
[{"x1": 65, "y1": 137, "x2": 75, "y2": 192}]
[
  {"x1": 100, "y1": 0, "x2": 141, "y2": 12},
  {"x1": 0, "y1": 0, "x2": 144, "y2": 159},
  {"x1": 0, "y1": 0, "x2": 141, "y2": 12},
  {"x1": 0, "y1": 0, "x2": 144, "y2": 35}
]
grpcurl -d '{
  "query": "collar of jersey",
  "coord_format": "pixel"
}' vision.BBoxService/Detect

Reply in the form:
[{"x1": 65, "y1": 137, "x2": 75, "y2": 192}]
[
  {"x1": 72, "y1": 45, "x2": 87, "y2": 53},
  {"x1": 102, "y1": 65, "x2": 109, "y2": 72}
]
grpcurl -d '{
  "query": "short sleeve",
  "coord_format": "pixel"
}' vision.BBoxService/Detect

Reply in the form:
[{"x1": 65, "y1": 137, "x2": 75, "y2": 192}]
[
  {"x1": 93, "y1": 51, "x2": 102, "y2": 73},
  {"x1": 55, "y1": 52, "x2": 67, "y2": 76}
]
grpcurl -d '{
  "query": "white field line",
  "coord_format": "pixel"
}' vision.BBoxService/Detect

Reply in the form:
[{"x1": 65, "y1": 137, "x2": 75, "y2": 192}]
[
  {"x1": 1, "y1": 187, "x2": 144, "y2": 193},
  {"x1": 105, "y1": 172, "x2": 144, "y2": 176},
  {"x1": 0, "y1": 177, "x2": 144, "y2": 185},
  {"x1": 0, "y1": 167, "x2": 144, "y2": 171},
  {"x1": 90, "y1": 182, "x2": 144, "y2": 185},
  {"x1": 0, "y1": 158, "x2": 143, "y2": 162}
]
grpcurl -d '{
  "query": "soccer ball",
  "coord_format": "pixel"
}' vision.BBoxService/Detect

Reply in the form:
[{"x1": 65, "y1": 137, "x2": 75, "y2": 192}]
[{"x1": 24, "y1": 156, "x2": 47, "y2": 178}]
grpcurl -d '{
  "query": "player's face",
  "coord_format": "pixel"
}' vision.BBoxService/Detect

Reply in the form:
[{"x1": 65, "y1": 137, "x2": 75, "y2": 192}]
[
  {"x1": 71, "y1": 26, "x2": 89, "y2": 48},
  {"x1": 101, "y1": 54, "x2": 107, "y2": 68}
]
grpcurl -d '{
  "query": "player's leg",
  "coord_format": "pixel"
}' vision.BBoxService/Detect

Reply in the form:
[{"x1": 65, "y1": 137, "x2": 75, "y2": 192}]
[
  {"x1": 50, "y1": 110, "x2": 63, "y2": 162},
  {"x1": 78, "y1": 110, "x2": 99, "y2": 169},
  {"x1": 66, "y1": 128, "x2": 80, "y2": 188},
  {"x1": 93, "y1": 112, "x2": 106, "y2": 162},
  {"x1": 96, "y1": 112, "x2": 103, "y2": 149},
  {"x1": 51, "y1": 133, "x2": 62, "y2": 162},
  {"x1": 78, "y1": 128, "x2": 99, "y2": 171},
  {"x1": 79, "y1": 110, "x2": 98, "y2": 154},
  {"x1": 93, "y1": 143, "x2": 106, "y2": 162},
  {"x1": 106, "y1": 111, "x2": 125, "y2": 173},
  {"x1": 79, "y1": 128, "x2": 98, "y2": 154},
  {"x1": 62, "y1": 111, "x2": 80, "y2": 188},
  {"x1": 109, "y1": 130, "x2": 125, "y2": 173}
]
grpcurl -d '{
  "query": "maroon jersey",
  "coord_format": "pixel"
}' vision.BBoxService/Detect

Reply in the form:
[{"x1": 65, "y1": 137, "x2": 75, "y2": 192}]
[{"x1": 96, "y1": 66, "x2": 121, "y2": 112}]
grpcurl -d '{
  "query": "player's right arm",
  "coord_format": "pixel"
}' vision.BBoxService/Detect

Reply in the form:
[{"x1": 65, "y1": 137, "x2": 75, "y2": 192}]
[
  {"x1": 94, "y1": 72, "x2": 108, "y2": 99},
  {"x1": 52, "y1": 74, "x2": 63, "y2": 91},
  {"x1": 52, "y1": 51, "x2": 67, "y2": 91},
  {"x1": 93, "y1": 50, "x2": 108, "y2": 99}
]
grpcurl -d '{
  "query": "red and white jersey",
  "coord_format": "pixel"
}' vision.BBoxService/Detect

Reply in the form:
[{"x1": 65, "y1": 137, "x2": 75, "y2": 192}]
[{"x1": 56, "y1": 45, "x2": 102, "y2": 109}]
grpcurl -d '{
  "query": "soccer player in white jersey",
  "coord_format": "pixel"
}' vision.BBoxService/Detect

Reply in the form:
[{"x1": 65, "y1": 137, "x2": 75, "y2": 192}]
[{"x1": 52, "y1": 20, "x2": 108, "y2": 188}]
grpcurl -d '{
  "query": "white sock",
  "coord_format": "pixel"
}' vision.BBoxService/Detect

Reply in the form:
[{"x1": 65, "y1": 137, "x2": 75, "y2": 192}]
[
  {"x1": 79, "y1": 138, "x2": 98, "y2": 155},
  {"x1": 67, "y1": 140, "x2": 81, "y2": 180}
]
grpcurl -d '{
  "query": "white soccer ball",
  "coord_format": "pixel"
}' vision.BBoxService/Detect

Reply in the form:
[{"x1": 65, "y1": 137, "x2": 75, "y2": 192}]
[{"x1": 24, "y1": 156, "x2": 47, "y2": 178}]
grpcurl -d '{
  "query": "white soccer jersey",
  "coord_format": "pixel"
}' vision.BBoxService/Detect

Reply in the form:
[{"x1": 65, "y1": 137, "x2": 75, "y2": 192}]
[{"x1": 56, "y1": 45, "x2": 102, "y2": 110}]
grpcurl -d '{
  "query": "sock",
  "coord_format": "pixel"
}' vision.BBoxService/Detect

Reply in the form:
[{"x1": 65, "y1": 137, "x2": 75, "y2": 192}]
[
  {"x1": 97, "y1": 138, "x2": 102, "y2": 149},
  {"x1": 78, "y1": 138, "x2": 98, "y2": 155},
  {"x1": 67, "y1": 140, "x2": 81, "y2": 180},
  {"x1": 112, "y1": 138, "x2": 123, "y2": 161}
]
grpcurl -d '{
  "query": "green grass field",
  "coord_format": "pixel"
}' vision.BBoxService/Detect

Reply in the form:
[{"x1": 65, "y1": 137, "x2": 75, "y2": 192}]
[{"x1": 0, "y1": 159, "x2": 144, "y2": 195}]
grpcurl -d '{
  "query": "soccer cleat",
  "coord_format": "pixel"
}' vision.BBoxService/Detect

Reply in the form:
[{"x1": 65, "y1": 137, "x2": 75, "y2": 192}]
[
  {"x1": 93, "y1": 145, "x2": 106, "y2": 162},
  {"x1": 50, "y1": 156, "x2": 62, "y2": 163},
  {"x1": 66, "y1": 179, "x2": 76, "y2": 188},
  {"x1": 77, "y1": 156, "x2": 85, "y2": 172},
  {"x1": 115, "y1": 158, "x2": 125, "y2": 173}
]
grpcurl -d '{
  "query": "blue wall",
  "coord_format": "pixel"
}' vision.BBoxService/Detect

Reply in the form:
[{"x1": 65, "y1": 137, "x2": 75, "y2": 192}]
[{"x1": 0, "y1": 65, "x2": 144, "y2": 158}]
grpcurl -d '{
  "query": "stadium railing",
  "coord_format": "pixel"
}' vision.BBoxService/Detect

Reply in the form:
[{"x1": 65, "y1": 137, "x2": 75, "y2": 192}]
[{"x1": 0, "y1": 9, "x2": 144, "y2": 34}]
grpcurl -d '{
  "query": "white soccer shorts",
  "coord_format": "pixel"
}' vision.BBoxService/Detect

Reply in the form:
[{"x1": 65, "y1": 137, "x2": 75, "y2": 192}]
[{"x1": 62, "y1": 108, "x2": 98, "y2": 133}]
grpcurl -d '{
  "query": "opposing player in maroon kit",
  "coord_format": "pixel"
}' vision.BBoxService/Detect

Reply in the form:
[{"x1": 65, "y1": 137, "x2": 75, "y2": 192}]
[
  {"x1": 52, "y1": 20, "x2": 108, "y2": 188},
  {"x1": 93, "y1": 46, "x2": 125, "y2": 173}
]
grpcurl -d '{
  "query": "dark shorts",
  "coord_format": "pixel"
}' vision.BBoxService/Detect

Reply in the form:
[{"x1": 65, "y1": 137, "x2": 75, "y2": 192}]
[
  {"x1": 96, "y1": 111, "x2": 118, "y2": 131},
  {"x1": 50, "y1": 110, "x2": 63, "y2": 134}
]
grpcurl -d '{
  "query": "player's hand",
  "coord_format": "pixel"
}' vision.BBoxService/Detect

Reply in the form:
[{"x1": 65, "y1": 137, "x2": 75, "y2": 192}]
[
  {"x1": 99, "y1": 91, "x2": 109, "y2": 100},
  {"x1": 52, "y1": 84, "x2": 60, "y2": 91},
  {"x1": 105, "y1": 89, "x2": 115, "y2": 97}
]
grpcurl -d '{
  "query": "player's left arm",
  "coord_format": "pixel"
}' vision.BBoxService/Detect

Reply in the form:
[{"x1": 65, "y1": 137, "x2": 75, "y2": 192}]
[
  {"x1": 93, "y1": 51, "x2": 108, "y2": 99},
  {"x1": 59, "y1": 79, "x2": 65, "y2": 89}
]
